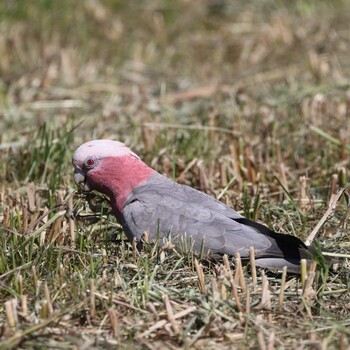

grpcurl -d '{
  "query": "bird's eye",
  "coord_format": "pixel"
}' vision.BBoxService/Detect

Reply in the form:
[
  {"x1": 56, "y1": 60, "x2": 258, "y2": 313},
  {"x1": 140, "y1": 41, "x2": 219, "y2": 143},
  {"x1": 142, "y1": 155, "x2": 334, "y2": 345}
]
[{"x1": 86, "y1": 159, "x2": 95, "y2": 167}]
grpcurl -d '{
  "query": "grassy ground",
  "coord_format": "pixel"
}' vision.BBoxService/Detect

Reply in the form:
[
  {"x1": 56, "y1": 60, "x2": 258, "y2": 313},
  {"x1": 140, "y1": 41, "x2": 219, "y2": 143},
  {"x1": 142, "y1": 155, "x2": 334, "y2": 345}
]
[{"x1": 0, "y1": 1, "x2": 350, "y2": 348}]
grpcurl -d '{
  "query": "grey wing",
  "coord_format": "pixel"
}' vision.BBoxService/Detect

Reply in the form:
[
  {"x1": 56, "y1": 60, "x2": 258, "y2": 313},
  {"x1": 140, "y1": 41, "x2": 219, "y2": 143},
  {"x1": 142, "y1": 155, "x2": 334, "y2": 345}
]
[
  {"x1": 121, "y1": 173, "x2": 273, "y2": 258},
  {"x1": 135, "y1": 173, "x2": 244, "y2": 219}
]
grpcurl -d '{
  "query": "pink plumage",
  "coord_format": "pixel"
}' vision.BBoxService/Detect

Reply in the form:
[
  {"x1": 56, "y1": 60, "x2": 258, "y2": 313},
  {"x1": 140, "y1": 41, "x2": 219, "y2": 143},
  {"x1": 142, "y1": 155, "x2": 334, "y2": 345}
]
[{"x1": 73, "y1": 140, "x2": 154, "y2": 216}]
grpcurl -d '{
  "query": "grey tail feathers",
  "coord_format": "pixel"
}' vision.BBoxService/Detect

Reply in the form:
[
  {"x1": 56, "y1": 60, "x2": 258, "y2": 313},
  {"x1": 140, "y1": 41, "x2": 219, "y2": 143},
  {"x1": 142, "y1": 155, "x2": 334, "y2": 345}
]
[{"x1": 233, "y1": 217, "x2": 315, "y2": 261}]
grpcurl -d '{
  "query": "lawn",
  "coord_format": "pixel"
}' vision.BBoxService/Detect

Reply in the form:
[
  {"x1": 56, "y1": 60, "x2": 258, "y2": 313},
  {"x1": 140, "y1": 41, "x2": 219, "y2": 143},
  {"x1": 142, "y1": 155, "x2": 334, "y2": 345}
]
[{"x1": 0, "y1": 1, "x2": 349, "y2": 348}]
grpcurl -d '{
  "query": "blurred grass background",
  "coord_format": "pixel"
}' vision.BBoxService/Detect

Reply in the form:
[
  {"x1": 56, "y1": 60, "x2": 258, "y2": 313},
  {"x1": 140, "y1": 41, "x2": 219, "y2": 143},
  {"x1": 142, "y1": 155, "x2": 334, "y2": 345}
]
[{"x1": 0, "y1": 0, "x2": 349, "y2": 349}]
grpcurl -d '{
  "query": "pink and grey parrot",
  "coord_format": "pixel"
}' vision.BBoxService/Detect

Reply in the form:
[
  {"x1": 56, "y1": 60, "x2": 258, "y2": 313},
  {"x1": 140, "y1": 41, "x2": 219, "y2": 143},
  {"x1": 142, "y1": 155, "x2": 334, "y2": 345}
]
[{"x1": 73, "y1": 139, "x2": 314, "y2": 273}]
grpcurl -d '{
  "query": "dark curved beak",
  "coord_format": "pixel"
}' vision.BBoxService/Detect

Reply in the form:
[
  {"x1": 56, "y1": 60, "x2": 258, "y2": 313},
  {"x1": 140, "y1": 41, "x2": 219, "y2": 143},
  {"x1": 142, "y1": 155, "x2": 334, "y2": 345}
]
[{"x1": 74, "y1": 168, "x2": 91, "y2": 191}]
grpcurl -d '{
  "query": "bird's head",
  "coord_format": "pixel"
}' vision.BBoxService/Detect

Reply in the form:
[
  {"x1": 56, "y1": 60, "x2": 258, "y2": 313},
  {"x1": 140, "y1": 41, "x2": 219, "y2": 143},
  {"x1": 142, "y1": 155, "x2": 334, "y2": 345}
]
[
  {"x1": 72, "y1": 140, "x2": 154, "y2": 210},
  {"x1": 72, "y1": 140, "x2": 140, "y2": 192}
]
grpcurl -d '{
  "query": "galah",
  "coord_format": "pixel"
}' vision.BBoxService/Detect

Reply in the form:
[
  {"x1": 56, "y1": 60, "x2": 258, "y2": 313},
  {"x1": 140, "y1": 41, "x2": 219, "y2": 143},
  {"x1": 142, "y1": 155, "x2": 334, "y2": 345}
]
[{"x1": 73, "y1": 139, "x2": 315, "y2": 273}]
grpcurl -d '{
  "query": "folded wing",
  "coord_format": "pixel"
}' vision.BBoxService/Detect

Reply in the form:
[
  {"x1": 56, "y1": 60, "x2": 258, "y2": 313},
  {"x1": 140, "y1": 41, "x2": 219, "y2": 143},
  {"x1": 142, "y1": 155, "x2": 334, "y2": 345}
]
[{"x1": 121, "y1": 173, "x2": 310, "y2": 273}]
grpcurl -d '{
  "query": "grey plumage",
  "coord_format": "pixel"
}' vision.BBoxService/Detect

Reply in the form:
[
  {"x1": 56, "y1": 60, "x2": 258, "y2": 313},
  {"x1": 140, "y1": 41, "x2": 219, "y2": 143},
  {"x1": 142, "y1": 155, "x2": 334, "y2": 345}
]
[{"x1": 121, "y1": 173, "x2": 311, "y2": 273}]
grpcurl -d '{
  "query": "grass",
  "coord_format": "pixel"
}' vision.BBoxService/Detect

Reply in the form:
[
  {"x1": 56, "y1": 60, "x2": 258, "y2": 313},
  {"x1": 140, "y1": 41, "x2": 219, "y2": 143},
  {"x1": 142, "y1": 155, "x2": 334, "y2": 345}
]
[{"x1": 0, "y1": 0, "x2": 350, "y2": 348}]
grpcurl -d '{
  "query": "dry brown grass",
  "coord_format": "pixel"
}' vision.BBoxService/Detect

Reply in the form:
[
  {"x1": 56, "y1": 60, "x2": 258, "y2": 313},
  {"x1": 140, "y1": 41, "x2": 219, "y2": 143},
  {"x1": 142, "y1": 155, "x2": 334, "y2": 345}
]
[{"x1": 0, "y1": 1, "x2": 350, "y2": 349}]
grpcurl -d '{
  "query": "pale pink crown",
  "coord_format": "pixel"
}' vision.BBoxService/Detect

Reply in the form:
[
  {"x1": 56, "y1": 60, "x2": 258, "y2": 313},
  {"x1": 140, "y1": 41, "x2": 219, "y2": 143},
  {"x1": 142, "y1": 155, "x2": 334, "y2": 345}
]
[{"x1": 73, "y1": 139, "x2": 140, "y2": 166}]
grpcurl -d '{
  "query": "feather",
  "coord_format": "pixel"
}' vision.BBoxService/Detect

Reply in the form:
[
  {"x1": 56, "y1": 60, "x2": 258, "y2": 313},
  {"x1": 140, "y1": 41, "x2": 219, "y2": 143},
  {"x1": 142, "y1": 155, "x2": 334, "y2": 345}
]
[{"x1": 121, "y1": 173, "x2": 312, "y2": 272}]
